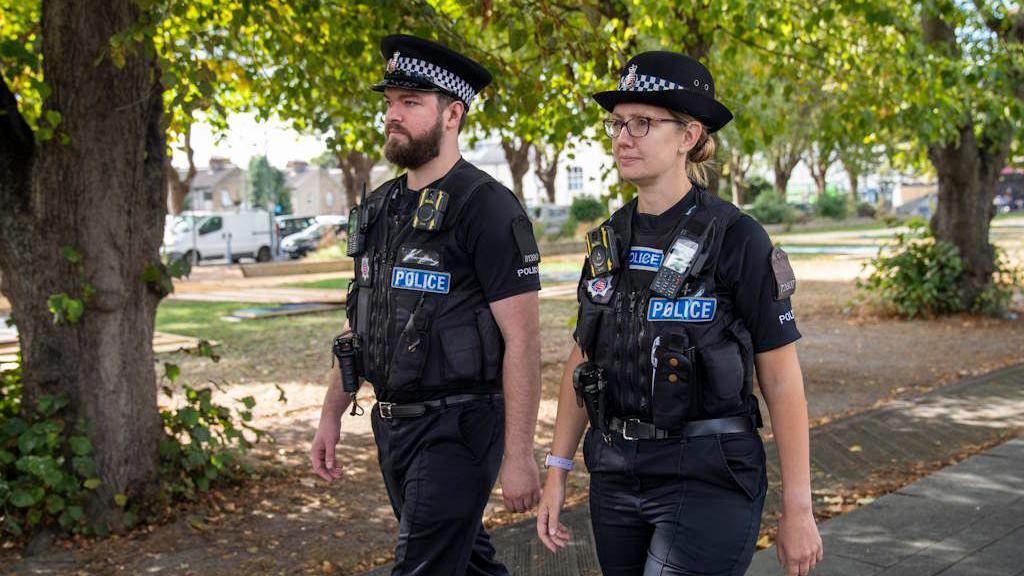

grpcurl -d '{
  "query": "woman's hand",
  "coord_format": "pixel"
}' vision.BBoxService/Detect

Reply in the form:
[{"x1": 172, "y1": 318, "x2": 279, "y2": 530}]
[
  {"x1": 535, "y1": 469, "x2": 572, "y2": 552},
  {"x1": 776, "y1": 508, "x2": 823, "y2": 576}
]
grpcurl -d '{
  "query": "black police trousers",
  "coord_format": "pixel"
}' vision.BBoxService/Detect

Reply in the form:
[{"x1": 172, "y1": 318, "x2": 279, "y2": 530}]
[
  {"x1": 583, "y1": 427, "x2": 767, "y2": 576},
  {"x1": 371, "y1": 396, "x2": 509, "y2": 576}
]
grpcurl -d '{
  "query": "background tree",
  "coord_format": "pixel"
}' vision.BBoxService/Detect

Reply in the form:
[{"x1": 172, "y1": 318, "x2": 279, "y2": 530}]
[{"x1": 248, "y1": 156, "x2": 292, "y2": 214}]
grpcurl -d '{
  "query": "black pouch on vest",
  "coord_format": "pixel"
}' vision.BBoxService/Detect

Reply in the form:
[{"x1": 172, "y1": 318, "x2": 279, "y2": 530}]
[
  {"x1": 651, "y1": 333, "x2": 695, "y2": 430},
  {"x1": 441, "y1": 324, "x2": 482, "y2": 382},
  {"x1": 476, "y1": 308, "x2": 503, "y2": 381},
  {"x1": 699, "y1": 338, "x2": 745, "y2": 415},
  {"x1": 388, "y1": 294, "x2": 437, "y2": 390}
]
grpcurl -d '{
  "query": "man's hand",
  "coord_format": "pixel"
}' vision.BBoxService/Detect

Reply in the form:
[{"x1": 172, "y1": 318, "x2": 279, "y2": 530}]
[
  {"x1": 310, "y1": 417, "x2": 345, "y2": 483},
  {"x1": 776, "y1": 508, "x2": 823, "y2": 576},
  {"x1": 500, "y1": 452, "x2": 540, "y2": 512}
]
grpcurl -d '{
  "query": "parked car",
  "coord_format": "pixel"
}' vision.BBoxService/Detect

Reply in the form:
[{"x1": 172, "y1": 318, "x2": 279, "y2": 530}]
[
  {"x1": 163, "y1": 210, "x2": 274, "y2": 264},
  {"x1": 527, "y1": 204, "x2": 570, "y2": 235},
  {"x1": 280, "y1": 221, "x2": 344, "y2": 259},
  {"x1": 276, "y1": 215, "x2": 317, "y2": 239}
]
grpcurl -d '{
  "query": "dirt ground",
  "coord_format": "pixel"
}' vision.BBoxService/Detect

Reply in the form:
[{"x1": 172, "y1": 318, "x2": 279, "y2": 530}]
[{"x1": 2, "y1": 224, "x2": 1024, "y2": 575}]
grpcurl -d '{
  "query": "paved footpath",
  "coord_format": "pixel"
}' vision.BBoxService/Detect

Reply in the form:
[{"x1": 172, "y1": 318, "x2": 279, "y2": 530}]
[
  {"x1": 364, "y1": 363, "x2": 1024, "y2": 575},
  {"x1": 748, "y1": 437, "x2": 1024, "y2": 576}
]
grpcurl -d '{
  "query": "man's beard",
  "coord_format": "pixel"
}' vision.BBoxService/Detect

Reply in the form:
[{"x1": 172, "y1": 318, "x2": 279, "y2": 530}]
[{"x1": 384, "y1": 116, "x2": 444, "y2": 169}]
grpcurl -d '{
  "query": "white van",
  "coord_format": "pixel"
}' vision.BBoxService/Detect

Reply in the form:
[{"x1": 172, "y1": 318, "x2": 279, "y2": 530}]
[{"x1": 163, "y1": 210, "x2": 275, "y2": 264}]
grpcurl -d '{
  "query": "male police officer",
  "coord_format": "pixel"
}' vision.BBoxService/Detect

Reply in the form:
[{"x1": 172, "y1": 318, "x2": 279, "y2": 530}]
[{"x1": 310, "y1": 35, "x2": 542, "y2": 575}]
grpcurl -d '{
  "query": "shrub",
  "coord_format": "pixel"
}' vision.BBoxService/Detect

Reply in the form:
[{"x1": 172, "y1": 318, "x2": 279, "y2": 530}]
[
  {"x1": 816, "y1": 191, "x2": 848, "y2": 220},
  {"x1": 0, "y1": 362, "x2": 101, "y2": 537},
  {"x1": 569, "y1": 195, "x2": 606, "y2": 223},
  {"x1": 856, "y1": 202, "x2": 877, "y2": 218},
  {"x1": 0, "y1": 342, "x2": 271, "y2": 539},
  {"x1": 857, "y1": 222, "x2": 1022, "y2": 318},
  {"x1": 744, "y1": 175, "x2": 771, "y2": 204},
  {"x1": 748, "y1": 193, "x2": 794, "y2": 225}
]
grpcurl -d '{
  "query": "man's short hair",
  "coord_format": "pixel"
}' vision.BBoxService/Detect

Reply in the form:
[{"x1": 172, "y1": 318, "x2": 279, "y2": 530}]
[{"x1": 436, "y1": 93, "x2": 468, "y2": 133}]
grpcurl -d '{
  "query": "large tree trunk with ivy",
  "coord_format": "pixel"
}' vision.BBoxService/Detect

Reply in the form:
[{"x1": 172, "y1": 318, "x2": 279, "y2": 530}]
[
  {"x1": 928, "y1": 122, "x2": 1008, "y2": 308},
  {"x1": 336, "y1": 150, "x2": 376, "y2": 212},
  {"x1": 0, "y1": 0, "x2": 165, "y2": 528}
]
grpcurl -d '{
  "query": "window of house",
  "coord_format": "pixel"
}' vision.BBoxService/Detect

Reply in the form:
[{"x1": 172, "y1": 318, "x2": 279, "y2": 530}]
[{"x1": 567, "y1": 166, "x2": 583, "y2": 191}]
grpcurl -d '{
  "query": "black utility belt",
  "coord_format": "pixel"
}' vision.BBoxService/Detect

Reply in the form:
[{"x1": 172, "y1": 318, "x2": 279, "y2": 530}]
[
  {"x1": 376, "y1": 393, "x2": 502, "y2": 419},
  {"x1": 608, "y1": 414, "x2": 756, "y2": 441}
]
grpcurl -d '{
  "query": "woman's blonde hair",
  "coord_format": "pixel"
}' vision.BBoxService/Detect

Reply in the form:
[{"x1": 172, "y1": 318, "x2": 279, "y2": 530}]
[{"x1": 669, "y1": 111, "x2": 717, "y2": 188}]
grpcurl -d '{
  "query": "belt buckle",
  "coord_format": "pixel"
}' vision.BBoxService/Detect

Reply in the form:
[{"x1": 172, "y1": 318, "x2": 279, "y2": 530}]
[
  {"x1": 379, "y1": 402, "x2": 394, "y2": 419},
  {"x1": 621, "y1": 418, "x2": 641, "y2": 441}
]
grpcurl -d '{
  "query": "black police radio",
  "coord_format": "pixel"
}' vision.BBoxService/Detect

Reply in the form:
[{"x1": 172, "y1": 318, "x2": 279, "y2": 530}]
[
  {"x1": 650, "y1": 218, "x2": 716, "y2": 298},
  {"x1": 347, "y1": 182, "x2": 369, "y2": 257},
  {"x1": 412, "y1": 188, "x2": 449, "y2": 231},
  {"x1": 586, "y1": 225, "x2": 620, "y2": 277}
]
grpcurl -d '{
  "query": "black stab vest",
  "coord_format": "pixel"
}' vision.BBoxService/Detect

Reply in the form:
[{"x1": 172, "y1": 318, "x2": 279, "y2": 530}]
[
  {"x1": 575, "y1": 188, "x2": 760, "y2": 428},
  {"x1": 345, "y1": 160, "x2": 506, "y2": 402}
]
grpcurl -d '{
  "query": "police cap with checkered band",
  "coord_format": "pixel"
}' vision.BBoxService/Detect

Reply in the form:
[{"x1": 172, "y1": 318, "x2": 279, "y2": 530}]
[
  {"x1": 371, "y1": 34, "x2": 492, "y2": 107},
  {"x1": 593, "y1": 51, "x2": 733, "y2": 133}
]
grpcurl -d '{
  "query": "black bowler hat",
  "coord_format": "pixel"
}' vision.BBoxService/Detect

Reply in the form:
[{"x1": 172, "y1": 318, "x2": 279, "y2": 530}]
[
  {"x1": 593, "y1": 51, "x2": 733, "y2": 132},
  {"x1": 371, "y1": 34, "x2": 492, "y2": 106}
]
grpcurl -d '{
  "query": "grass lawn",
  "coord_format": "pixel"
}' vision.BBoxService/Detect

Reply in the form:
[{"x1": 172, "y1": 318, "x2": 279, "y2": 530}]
[{"x1": 281, "y1": 277, "x2": 351, "y2": 291}]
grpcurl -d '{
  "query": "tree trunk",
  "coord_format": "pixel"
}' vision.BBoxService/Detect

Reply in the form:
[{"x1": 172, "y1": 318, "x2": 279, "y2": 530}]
[
  {"x1": 842, "y1": 157, "x2": 860, "y2": 205},
  {"x1": 771, "y1": 147, "x2": 802, "y2": 198},
  {"x1": 166, "y1": 123, "x2": 196, "y2": 215},
  {"x1": 0, "y1": 0, "x2": 165, "y2": 528},
  {"x1": 501, "y1": 138, "x2": 531, "y2": 204},
  {"x1": 336, "y1": 150, "x2": 377, "y2": 211},
  {"x1": 534, "y1": 144, "x2": 561, "y2": 204},
  {"x1": 928, "y1": 122, "x2": 1009, "y2": 307},
  {"x1": 727, "y1": 149, "x2": 750, "y2": 206},
  {"x1": 807, "y1": 144, "x2": 837, "y2": 200}
]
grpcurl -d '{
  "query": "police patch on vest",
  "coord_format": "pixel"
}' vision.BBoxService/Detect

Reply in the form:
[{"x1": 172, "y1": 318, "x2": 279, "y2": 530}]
[
  {"x1": 629, "y1": 247, "x2": 663, "y2": 271},
  {"x1": 399, "y1": 245, "x2": 441, "y2": 268},
  {"x1": 585, "y1": 275, "x2": 614, "y2": 305},
  {"x1": 512, "y1": 215, "x2": 541, "y2": 266},
  {"x1": 357, "y1": 252, "x2": 373, "y2": 287},
  {"x1": 647, "y1": 297, "x2": 717, "y2": 322},
  {"x1": 770, "y1": 246, "x2": 796, "y2": 300},
  {"x1": 391, "y1": 266, "x2": 451, "y2": 294}
]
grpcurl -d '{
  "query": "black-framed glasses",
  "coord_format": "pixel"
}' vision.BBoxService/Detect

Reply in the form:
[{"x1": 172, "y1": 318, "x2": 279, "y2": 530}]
[{"x1": 603, "y1": 116, "x2": 687, "y2": 139}]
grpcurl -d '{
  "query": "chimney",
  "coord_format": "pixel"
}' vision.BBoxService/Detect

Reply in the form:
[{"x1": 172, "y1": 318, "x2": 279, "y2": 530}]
[
  {"x1": 209, "y1": 156, "x2": 229, "y2": 172},
  {"x1": 287, "y1": 160, "x2": 309, "y2": 173}
]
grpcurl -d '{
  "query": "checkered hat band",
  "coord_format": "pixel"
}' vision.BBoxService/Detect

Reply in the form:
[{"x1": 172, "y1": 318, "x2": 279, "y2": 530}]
[
  {"x1": 617, "y1": 73, "x2": 712, "y2": 94},
  {"x1": 395, "y1": 56, "x2": 476, "y2": 104}
]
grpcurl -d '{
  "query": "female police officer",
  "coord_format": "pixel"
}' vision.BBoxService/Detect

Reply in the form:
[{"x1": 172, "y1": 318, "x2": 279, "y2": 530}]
[{"x1": 535, "y1": 51, "x2": 823, "y2": 576}]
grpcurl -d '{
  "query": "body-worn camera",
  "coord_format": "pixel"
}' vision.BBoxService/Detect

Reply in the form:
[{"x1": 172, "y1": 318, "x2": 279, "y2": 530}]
[
  {"x1": 572, "y1": 361, "x2": 609, "y2": 436},
  {"x1": 585, "y1": 225, "x2": 620, "y2": 277},
  {"x1": 412, "y1": 188, "x2": 449, "y2": 231}
]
